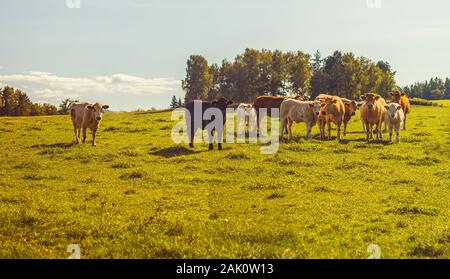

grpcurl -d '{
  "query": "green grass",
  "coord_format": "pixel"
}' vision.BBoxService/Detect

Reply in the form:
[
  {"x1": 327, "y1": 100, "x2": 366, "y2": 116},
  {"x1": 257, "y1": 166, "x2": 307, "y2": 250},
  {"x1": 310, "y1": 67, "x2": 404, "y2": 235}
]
[{"x1": 0, "y1": 101, "x2": 449, "y2": 259}]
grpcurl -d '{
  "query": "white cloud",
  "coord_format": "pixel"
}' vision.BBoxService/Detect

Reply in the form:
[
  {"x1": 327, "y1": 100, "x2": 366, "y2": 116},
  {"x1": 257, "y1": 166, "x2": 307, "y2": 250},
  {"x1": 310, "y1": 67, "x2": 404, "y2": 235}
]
[{"x1": 0, "y1": 71, "x2": 181, "y2": 105}]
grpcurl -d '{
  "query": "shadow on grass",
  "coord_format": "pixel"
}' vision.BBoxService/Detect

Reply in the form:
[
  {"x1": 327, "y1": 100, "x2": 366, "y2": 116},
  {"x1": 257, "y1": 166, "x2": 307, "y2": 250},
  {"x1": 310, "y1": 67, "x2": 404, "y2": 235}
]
[
  {"x1": 31, "y1": 142, "x2": 75, "y2": 149},
  {"x1": 149, "y1": 146, "x2": 202, "y2": 158}
]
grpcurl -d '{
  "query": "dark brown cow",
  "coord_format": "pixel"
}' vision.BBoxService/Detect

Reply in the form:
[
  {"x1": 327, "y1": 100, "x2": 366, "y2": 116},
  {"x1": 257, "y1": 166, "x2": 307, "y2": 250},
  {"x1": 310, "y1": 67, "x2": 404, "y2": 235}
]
[
  {"x1": 185, "y1": 97, "x2": 232, "y2": 150},
  {"x1": 253, "y1": 95, "x2": 307, "y2": 134}
]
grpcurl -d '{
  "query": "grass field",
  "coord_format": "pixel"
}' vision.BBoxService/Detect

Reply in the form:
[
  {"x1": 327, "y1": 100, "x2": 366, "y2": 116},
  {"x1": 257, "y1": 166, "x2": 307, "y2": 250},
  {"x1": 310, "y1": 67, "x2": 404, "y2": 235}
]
[{"x1": 0, "y1": 101, "x2": 449, "y2": 259}]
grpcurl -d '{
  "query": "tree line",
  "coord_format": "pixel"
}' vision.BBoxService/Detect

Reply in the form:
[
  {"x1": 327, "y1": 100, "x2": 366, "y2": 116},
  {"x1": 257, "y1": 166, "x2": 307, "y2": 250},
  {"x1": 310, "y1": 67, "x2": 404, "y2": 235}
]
[
  {"x1": 0, "y1": 85, "x2": 78, "y2": 116},
  {"x1": 180, "y1": 48, "x2": 398, "y2": 104},
  {"x1": 403, "y1": 77, "x2": 450, "y2": 100}
]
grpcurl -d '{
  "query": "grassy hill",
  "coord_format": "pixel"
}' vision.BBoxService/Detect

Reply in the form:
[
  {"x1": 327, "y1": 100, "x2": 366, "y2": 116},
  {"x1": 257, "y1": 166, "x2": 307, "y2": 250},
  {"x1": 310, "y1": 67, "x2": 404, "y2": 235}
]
[{"x1": 0, "y1": 101, "x2": 449, "y2": 258}]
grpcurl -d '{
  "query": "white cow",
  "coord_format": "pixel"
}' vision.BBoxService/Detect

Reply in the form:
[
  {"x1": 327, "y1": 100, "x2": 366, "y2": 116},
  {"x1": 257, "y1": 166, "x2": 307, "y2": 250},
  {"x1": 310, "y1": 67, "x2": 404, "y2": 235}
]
[
  {"x1": 280, "y1": 99, "x2": 321, "y2": 141},
  {"x1": 384, "y1": 103, "x2": 405, "y2": 143},
  {"x1": 236, "y1": 103, "x2": 257, "y2": 135}
]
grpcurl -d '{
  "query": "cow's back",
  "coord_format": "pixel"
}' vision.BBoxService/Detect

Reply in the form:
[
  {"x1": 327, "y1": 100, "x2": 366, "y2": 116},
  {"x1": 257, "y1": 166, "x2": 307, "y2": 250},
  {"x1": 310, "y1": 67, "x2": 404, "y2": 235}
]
[
  {"x1": 400, "y1": 96, "x2": 410, "y2": 114},
  {"x1": 253, "y1": 96, "x2": 284, "y2": 109},
  {"x1": 70, "y1": 102, "x2": 90, "y2": 126}
]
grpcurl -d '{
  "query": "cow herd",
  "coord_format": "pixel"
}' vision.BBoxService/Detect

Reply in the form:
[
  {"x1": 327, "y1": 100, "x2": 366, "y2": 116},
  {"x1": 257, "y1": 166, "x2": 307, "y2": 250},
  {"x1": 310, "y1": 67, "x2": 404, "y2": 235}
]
[{"x1": 68, "y1": 90, "x2": 410, "y2": 149}]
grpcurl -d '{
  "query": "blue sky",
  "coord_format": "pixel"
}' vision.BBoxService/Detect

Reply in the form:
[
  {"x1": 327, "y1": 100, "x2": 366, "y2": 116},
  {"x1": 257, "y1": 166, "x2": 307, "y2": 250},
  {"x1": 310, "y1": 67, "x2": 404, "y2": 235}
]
[{"x1": 0, "y1": 0, "x2": 449, "y2": 110}]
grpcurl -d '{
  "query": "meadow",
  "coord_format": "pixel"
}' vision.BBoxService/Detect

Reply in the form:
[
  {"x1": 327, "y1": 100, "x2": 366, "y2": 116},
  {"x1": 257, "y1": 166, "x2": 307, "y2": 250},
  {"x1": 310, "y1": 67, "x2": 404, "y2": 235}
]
[{"x1": 0, "y1": 101, "x2": 449, "y2": 259}]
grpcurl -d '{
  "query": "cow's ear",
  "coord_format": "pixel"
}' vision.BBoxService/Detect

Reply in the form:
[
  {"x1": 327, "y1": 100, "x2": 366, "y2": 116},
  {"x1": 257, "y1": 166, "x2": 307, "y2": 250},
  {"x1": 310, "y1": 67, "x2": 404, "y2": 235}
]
[
  {"x1": 227, "y1": 100, "x2": 233, "y2": 105},
  {"x1": 320, "y1": 103, "x2": 325, "y2": 107},
  {"x1": 102, "y1": 105, "x2": 109, "y2": 110},
  {"x1": 332, "y1": 99, "x2": 337, "y2": 104},
  {"x1": 390, "y1": 92, "x2": 394, "y2": 96},
  {"x1": 397, "y1": 106, "x2": 402, "y2": 110},
  {"x1": 384, "y1": 105, "x2": 389, "y2": 110},
  {"x1": 375, "y1": 95, "x2": 380, "y2": 100},
  {"x1": 400, "y1": 93, "x2": 405, "y2": 96},
  {"x1": 360, "y1": 95, "x2": 365, "y2": 101},
  {"x1": 87, "y1": 105, "x2": 94, "y2": 110}
]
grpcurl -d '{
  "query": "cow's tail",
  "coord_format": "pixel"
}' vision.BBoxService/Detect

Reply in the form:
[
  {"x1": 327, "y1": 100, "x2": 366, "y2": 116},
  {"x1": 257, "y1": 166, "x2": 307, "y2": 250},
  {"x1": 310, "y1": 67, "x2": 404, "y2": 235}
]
[{"x1": 70, "y1": 108, "x2": 76, "y2": 118}]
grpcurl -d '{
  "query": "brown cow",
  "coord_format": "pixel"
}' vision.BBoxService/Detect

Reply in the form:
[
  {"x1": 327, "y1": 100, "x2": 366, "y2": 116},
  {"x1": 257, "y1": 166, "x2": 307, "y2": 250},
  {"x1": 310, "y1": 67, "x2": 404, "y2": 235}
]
[
  {"x1": 253, "y1": 95, "x2": 307, "y2": 134},
  {"x1": 314, "y1": 94, "x2": 331, "y2": 140},
  {"x1": 360, "y1": 93, "x2": 385, "y2": 142},
  {"x1": 321, "y1": 96, "x2": 345, "y2": 141},
  {"x1": 70, "y1": 102, "x2": 109, "y2": 146},
  {"x1": 185, "y1": 97, "x2": 233, "y2": 150},
  {"x1": 390, "y1": 90, "x2": 410, "y2": 130},
  {"x1": 341, "y1": 98, "x2": 358, "y2": 136}
]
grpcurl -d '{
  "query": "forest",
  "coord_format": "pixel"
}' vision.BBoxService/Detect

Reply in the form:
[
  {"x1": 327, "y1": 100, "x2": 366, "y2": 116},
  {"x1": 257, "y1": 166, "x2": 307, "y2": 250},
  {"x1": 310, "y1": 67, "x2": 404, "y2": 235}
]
[{"x1": 178, "y1": 48, "x2": 450, "y2": 106}]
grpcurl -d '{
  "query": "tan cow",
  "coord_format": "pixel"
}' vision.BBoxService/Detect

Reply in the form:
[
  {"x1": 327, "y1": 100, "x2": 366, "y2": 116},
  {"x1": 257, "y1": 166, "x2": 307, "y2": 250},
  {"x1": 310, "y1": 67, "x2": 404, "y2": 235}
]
[
  {"x1": 314, "y1": 94, "x2": 332, "y2": 140},
  {"x1": 341, "y1": 98, "x2": 358, "y2": 136},
  {"x1": 390, "y1": 90, "x2": 410, "y2": 130},
  {"x1": 280, "y1": 99, "x2": 321, "y2": 141},
  {"x1": 320, "y1": 96, "x2": 345, "y2": 141},
  {"x1": 384, "y1": 103, "x2": 405, "y2": 143},
  {"x1": 359, "y1": 93, "x2": 385, "y2": 142},
  {"x1": 70, "y1": 102, "x2": 109, "y2": 146}
]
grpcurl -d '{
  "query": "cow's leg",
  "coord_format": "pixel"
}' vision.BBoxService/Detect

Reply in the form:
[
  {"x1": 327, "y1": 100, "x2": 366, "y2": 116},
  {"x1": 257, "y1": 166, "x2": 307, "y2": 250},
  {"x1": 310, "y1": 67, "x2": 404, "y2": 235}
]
[
  {"x1": 207, "y1": 128, "x2": 214, "y2": 150},
  {"x1": 288, "y1": 121, "x2": 293, "y2": 142},
  {"x1": 388, "y1": 126, "x2": 393, "y2": 143},
  {"x1": 82, "y1": 127, "x2": 87, "y2": 144},
  {"x1": 320, "y1": 120, "x2": 325, "y2": 140},
  {"x1": 337, "y1": 122, "x2": 341, "y2": 141},
  {"x1": 217, "y1": 126, "x2": 223, "y2": 151},
  {"x1": 92, "y1": 128, "x2": 97, "y2": 146},
  {"x1": 284, "y1": 119, "x2": 289, "y2": 135},
  {"x1": 395, "y1": 127, "x2": 400, "y2": 143},
  {"x1": 256, "y1": 110, "x2": 261, "y2": 137},
  {"x1": 366, "y1": 122, "x2": 371, "y2": 143},
  {"x1": 343, "y1": 121, "x2": 348, "y2": 136},
  {"x1": 188, "y1": 125, "x2": 194, "y2": 148},
  {"x1": 73, "y1": 125, "x2": 80, "y2": 144},
  {"x1": 327, "y1": 120, "x2": 332, "y2": 140},
  {"x1": 280, "y1": 117, "x2": 286, "y2": 142},
  {"x1": 305, "y1": 122, "x2": 312, "y2": 140},
  {"x1": 377, "y1": 121, "x2": 383, "y2": 141}
]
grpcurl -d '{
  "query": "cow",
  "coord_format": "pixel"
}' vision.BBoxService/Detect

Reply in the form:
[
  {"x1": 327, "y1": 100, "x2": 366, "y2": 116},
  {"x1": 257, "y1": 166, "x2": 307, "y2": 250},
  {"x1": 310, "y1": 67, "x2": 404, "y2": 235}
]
[
  {"x1": 185, "y1": 97, "x2": 233, "y2": 150},
  {"x1": 280, "y1": 99, "x2": 321, "y2": 141},
  {"x1": 253, "y1": 95, "x2": 307, "y2": 134},
  {"x1": 70, "y1": 102, "x2": 109, "y2": 146},
  {"x1": 320, "y1": 96, "x2": 345, "y2": 141},
  {"x1": 236, "y1": 103, "x2": 257, "y2": 135},
  {"x1": 359, "y1": 93, "x2": 385, "y2": 142},
  {"x1": 384, "y1": 103, "x2": 405, "y2": 143},
  {"x1": 341, "y1": 98, "x2": 358, "y2": 136},
  {"x1": 390, "y1": 90, "x2": 410, "y2": 130},
  {"x1": 314, "y1": 94, "x2": 331, "y2": 140}
]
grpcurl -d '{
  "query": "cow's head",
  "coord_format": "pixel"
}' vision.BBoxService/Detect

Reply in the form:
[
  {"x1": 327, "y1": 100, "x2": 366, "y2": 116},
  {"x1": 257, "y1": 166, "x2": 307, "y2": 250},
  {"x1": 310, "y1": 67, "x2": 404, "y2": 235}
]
[
  {"x1": 384, "y1": 103, "x2": 402, "y2": 118},
  {"x1": 320, "y1": 97, "x2": 339, "y2": 115},
  {"x1": 87, "y1": 103, "x2": 109, "y2": 121},
  {"x1": 343, "y1": 100, "x2": 357, "y2": 116},
  {"x1": 390, "y1": 90, "x2": 404, "y2": 103},
  {"x1": 212, "y1": 97, "x2": 233, "y2": 111},
  {"x1": 361, "y1": 93, "x2": 379, "y2": 110},
  {"x1": 238, "y1": 103, "x2": 253, "y2": 112},
  {"x1": 309, "y1": 101, "x2": 322, "y2": 116}
]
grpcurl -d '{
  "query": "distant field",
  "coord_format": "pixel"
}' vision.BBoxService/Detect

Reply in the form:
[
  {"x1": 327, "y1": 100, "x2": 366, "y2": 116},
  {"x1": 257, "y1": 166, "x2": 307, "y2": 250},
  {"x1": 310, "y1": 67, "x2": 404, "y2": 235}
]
[{"x1": 0, "y1": 101, "x2": 449, "y2": 259}]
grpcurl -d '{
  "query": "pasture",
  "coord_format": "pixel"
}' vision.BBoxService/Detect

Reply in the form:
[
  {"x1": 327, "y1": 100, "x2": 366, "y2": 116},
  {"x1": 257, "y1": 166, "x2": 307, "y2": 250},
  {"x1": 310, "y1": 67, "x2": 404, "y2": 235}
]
[{"x1": 0, "y1": 101, "x2": 449, "y2": 259}]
